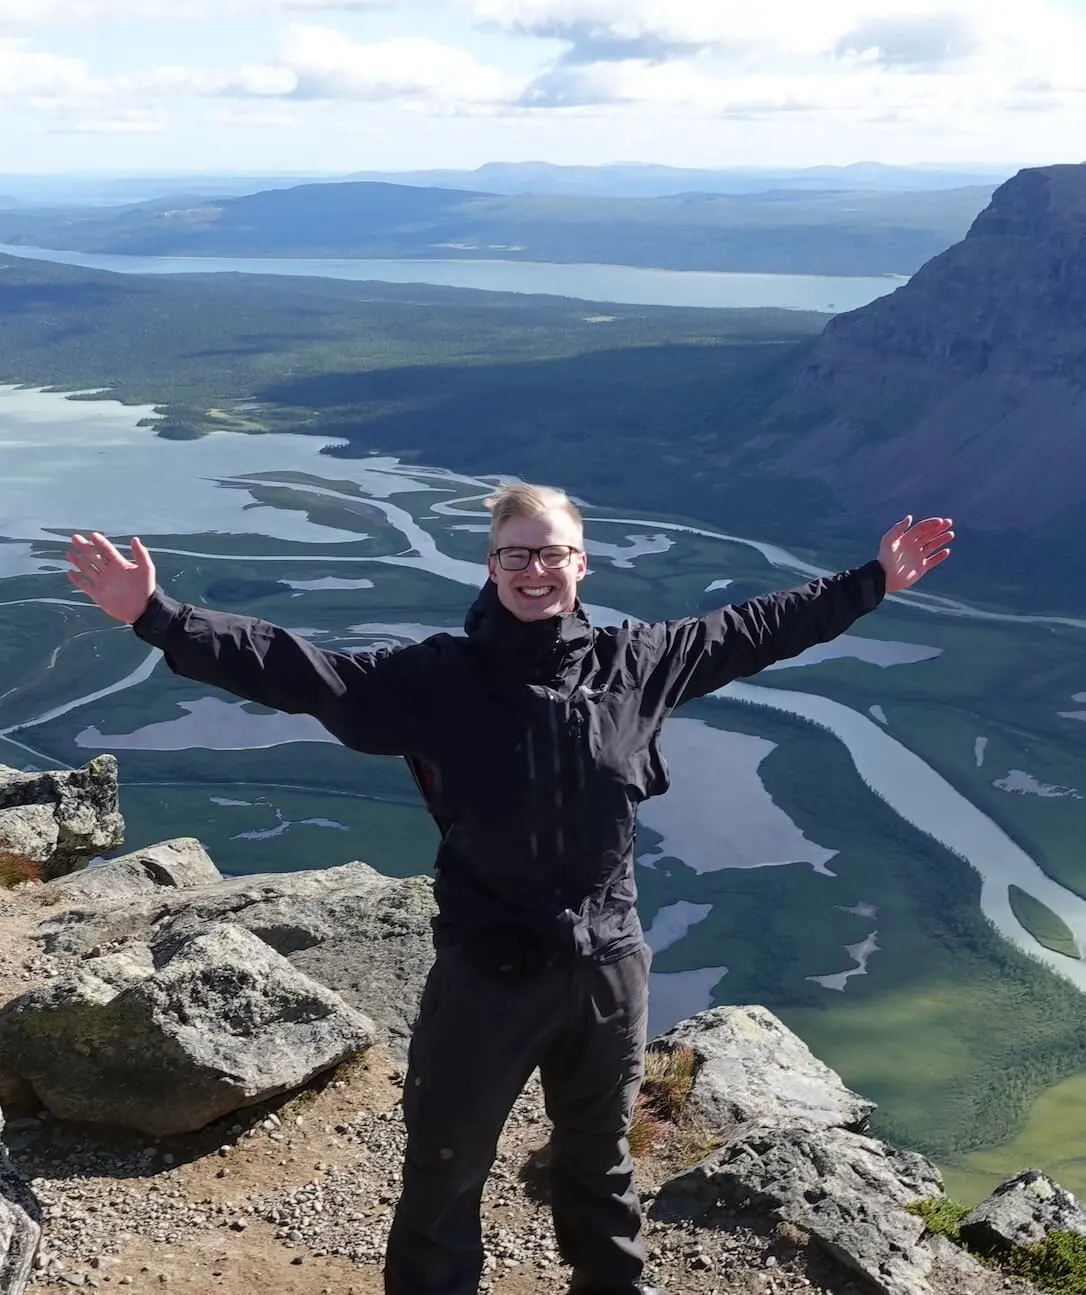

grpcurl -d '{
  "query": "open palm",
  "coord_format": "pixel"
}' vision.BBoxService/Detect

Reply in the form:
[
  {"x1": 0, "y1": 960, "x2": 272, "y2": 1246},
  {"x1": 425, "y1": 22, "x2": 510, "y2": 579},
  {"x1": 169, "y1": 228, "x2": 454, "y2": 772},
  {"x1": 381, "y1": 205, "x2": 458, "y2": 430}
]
[
  {"x1": 67, "y1": 532, "x2": 156, "y2": 624},
  {"x1": 878, "y1": 516, "x2": 954, "y2": 594}
]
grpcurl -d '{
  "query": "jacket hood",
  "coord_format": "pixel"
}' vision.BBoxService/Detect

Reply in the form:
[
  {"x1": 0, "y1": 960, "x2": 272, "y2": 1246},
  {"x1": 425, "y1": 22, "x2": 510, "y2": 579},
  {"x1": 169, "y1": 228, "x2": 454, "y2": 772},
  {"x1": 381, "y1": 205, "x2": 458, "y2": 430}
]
[{"x1": 464, "y1": 580, "x2": 593, "y2": 681}]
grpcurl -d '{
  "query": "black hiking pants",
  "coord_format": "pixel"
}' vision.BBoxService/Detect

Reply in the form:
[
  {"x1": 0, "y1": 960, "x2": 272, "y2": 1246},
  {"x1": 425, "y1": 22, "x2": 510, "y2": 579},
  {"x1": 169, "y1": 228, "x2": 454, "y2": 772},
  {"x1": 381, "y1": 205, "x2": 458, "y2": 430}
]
[{"x1": 383, "y1": 938, "x2": 651, "y2": 1295}]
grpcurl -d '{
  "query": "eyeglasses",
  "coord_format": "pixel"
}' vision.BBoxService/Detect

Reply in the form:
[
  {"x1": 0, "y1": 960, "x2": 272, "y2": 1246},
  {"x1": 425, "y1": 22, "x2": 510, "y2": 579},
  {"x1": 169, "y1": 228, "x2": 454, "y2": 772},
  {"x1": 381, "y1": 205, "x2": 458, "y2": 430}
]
[{"x1": 491, "y1": 545, "x2": 581, "y2": 572}]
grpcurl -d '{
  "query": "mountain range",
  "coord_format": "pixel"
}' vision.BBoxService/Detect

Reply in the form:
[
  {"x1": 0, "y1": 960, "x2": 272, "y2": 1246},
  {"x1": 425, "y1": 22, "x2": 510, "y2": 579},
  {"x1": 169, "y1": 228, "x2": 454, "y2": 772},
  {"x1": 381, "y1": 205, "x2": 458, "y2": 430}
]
[
  {"x1": 0, "y1": 161, "x2": 1013, "y2": 208},
  {"x1": 0, "y1": 179, "x2": 994, "y2": 278}
]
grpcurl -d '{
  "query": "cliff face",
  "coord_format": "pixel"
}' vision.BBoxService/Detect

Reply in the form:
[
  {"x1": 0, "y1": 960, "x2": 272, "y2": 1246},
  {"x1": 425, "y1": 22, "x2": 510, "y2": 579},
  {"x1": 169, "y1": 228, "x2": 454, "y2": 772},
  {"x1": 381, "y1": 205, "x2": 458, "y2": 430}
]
[{"x1": 767, "y1": 164, "x2": 1086, "y2": 532}]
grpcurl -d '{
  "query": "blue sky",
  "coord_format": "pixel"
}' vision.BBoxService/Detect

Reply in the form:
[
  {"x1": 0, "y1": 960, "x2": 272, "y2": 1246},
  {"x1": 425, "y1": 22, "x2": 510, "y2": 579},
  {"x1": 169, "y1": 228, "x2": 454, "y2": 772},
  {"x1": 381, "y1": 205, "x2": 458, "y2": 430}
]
[{"x1": 1, "y1": 0, "x2": 1084, "y2": 174}]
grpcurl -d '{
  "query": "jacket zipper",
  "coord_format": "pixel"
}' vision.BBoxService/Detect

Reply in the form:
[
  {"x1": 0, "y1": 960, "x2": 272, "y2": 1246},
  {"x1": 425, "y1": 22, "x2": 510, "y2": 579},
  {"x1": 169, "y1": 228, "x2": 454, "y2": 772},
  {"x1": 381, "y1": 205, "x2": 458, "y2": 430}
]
[{"x1": 526, "y1": 727, "x2": 540, "y2": 863}]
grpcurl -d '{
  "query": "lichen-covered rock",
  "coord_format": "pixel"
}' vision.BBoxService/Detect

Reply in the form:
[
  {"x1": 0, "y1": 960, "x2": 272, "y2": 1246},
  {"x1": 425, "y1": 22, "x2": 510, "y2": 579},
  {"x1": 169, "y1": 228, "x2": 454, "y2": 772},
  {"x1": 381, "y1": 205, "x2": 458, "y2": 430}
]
[
  {"x1": 961, "y1": 1168, "x2": 1086, "y2": 1253},
  {"x1": 656, "y1": 1005, "x2": 875, "y2": 1133},
  {"x1": 657, "y1": 1120, "x2": 943, "y2": 1295},
  {"x1": 0, "y1": 757, "x2": 124, "y2": 880},
  {"x1": 46, "y1": 838, "x2": 221, "y2": 902},
  {"x1": 0, "y1": 923, "x2": 373, "y2": 1135},
  {"x1": 33, "y1": 860, "x2": 437, "y2": 1056}
]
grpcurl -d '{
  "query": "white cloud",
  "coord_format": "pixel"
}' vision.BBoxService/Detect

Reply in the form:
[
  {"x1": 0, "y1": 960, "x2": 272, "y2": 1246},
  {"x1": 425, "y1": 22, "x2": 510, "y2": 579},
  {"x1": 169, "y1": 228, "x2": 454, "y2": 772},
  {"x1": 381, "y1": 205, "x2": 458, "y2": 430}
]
[
  {"x1": 48, "y1": 106, "x2": 168, "y2": 131},
  {"x1": 4, "y1": 0, "x2": 1085, "y2": 150},
  {"x1": 0, "y1": 35, "x2": 99, "y2": 99},
  {"x1": 0, "y1": 0, "x2": 387, "y2": 22},
  {"x1": 498, "y1": 0, "x2": 1086, "y2": 125},
  {"x1": 213, "y1": 24, "x2": 524, "y2": 108}
]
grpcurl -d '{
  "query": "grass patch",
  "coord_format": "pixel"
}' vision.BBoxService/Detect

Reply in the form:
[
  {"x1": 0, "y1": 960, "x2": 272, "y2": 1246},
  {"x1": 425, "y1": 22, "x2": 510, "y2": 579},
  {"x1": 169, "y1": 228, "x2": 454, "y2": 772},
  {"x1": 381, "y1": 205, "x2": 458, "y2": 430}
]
[
  {"x1": 628, "y1": 1044, "x2": 723, "y2": 1166},
  {"x1": 641, "y1": 1044, "x2": 698, "y2": 1122},
  {"x1": 1009, "y1": 886, "x2": 1081, "y2": 960},
  {"x1": 628, "y1": 1103, "x2": 667, "y2": 1158},
  {"x1": 0, "y1": 850, "x2": 42, "y2": 888}
]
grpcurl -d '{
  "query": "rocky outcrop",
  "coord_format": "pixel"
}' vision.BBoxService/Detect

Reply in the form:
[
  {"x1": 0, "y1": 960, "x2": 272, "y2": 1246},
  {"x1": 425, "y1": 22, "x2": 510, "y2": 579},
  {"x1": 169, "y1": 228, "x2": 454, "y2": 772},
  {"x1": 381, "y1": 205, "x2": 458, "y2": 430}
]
[
  {"x1": 659, "y1": 1005, "x2": 875, "y2": 1133},
  {"x1": 0, "y1": 760, "x2": 1068, "y2": 1293},
  {"x1": 650, "y1": 1007, "x2": 996, "y2": 1295},
  {"x1": 659, "y1": 1120, "x2": 947, "y2": 1295},
  {"x1": 763, "y1": 163, "x2": 1086, "y2": 535},
  {"x1": 0, "y1": 923, "x2": 374, "y2": 1136},
  {"x1": 32, "y1": 861, "x2": 438, "y2": 1055},
  {"x1": 960, "y1": 1168, "x2": 1086, "y2": 1253},
  {"x1": 45, "y1": 837, "x2": 221, "y2": 902},
  {"x1": 0, "y1": 1106, "x2": 40, "y2": 1295},
  {"x1": 0, "y1": 757, "x2": 124, "y2": 880}
]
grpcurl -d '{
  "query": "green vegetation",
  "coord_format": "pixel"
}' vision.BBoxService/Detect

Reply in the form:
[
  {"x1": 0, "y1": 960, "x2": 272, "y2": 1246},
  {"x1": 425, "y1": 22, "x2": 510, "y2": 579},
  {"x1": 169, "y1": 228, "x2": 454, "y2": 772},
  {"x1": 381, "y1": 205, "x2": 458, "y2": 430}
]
[
  {"x1": 910, "y1": 1198, "x2": 1086, "y2": 1295},
  {"x1": 1010, "y1": 886, "x2": 1081, "y2": 960},
  {"x1": 635, "y1": 700, "x2": 1086, "y2": 1177},
  {"x1": 945, "y1": 1070, "x2": 1086, "y2": 1206},
  {"x1": 908, "y1": 1197, "x2": 970, "y2": 1242},
  {"x1": 0, "y1": 179, "x2": 991, "y2": 275},
  {"x1": 5, "y1": 252, "x2": 1086, "y2": 1213},
  {"x1": 0, "y1": 251, "x2": 845, "y2": 557},
  {"x1": 1009, "y1": 1232, "x2": 1086, "y2": 1294}
]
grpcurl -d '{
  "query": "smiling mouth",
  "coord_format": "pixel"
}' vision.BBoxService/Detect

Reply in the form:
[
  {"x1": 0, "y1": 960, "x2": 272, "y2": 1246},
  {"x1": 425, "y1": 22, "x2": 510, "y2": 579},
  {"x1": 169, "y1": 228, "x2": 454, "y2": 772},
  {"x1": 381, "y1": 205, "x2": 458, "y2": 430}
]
[{"x1": 516, "y1": 586, "x2": 556, "y2": 599}]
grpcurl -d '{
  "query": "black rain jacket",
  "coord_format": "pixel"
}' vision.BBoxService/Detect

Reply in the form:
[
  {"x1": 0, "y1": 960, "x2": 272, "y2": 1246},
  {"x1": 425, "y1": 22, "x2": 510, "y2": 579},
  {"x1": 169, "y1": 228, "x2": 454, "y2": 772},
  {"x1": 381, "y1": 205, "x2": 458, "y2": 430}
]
[{"x1": 132, "y1": 560, "x2": 885, "y2": 964}]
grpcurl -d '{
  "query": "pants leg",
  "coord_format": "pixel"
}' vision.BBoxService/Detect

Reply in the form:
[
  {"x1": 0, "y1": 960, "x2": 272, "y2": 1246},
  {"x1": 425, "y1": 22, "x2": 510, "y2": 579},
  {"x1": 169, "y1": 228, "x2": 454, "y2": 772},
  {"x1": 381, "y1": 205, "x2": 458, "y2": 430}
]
[
  {"x1": 539, "y1": 945, "x2": 651, "y2": 1292},
  {"x1": 384, "y1": 943, "x2": 565, "y2": 1295}
]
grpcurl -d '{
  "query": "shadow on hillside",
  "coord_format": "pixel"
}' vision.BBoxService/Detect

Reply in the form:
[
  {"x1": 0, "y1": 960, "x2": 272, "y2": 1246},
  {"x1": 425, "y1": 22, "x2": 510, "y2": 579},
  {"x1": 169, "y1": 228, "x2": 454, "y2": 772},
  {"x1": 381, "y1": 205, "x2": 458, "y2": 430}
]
[{"x1": 253, "y1": 342, "x2": 836, "y2": 537}]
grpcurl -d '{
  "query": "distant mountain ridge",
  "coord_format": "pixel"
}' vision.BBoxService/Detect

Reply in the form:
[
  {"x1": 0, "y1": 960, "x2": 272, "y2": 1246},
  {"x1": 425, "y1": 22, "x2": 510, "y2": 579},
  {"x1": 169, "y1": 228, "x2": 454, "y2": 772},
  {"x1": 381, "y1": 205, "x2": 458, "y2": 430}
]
[
  {"x1": 345, "y1": 159, "x2": 1013, "y2": 198},
  {"x1": 0, "y1": 178, "x2": 993, "y2": 278},
  {"x1": 0, "y1": 161, "x2": 1013, "y2": 208}
]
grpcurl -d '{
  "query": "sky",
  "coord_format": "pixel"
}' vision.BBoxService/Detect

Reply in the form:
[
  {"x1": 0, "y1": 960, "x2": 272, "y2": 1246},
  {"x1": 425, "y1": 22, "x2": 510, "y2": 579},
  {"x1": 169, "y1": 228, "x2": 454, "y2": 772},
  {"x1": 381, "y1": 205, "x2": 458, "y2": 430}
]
[{"x1": 0, "y1": 0, "x2": 1084, "y2": 174}]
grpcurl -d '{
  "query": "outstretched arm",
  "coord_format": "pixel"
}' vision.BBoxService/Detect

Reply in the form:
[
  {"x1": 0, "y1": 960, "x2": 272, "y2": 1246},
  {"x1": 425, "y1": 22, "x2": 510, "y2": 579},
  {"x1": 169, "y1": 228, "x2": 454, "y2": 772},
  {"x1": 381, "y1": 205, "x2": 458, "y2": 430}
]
[
  {"x1": 654, "y1": 515, "x2": 953, "y2": 709},
  {"x1": 67, "y1": 532, "x2": 429, "y2": 756}
]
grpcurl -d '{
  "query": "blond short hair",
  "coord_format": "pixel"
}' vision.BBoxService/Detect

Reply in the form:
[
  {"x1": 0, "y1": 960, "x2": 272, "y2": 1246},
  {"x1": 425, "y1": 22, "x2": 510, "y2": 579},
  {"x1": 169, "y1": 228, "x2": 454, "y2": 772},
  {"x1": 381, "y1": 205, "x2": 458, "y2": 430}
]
[{"x1": 483, "y1": 482, "x2": 584, "y2": 549}]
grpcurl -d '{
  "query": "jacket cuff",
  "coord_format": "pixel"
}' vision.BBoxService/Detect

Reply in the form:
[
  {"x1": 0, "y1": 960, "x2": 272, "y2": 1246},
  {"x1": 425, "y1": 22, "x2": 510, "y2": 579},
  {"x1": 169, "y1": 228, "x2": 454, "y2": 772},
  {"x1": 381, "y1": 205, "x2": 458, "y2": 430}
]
[
  {"x1": 132, "y1": 587, "x2": 183, "y2": 646},
  {"x1": 853, "y1": 559, "x2": 886, "y2": 613}
]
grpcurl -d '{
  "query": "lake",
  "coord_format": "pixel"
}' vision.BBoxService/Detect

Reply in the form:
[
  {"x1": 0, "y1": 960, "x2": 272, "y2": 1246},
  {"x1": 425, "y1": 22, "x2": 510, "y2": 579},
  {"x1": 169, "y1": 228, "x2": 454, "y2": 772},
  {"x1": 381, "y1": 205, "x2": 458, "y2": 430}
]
[
  {"x1": 0, "y1": 243, "x2": 905, "y2": 313},
  {"x1": 4, "y1": 382, "x2": 1086, "y2": 1201}
]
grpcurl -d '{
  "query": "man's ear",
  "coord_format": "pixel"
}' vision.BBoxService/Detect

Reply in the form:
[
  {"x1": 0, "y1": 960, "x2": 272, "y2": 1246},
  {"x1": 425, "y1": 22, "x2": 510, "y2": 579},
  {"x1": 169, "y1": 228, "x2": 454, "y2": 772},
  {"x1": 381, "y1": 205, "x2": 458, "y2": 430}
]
[
  {"x1": 575, "y1": 550, "x2": 588, "y2": 582},
  {"x1": 486, "y1": 553, "x2": 498, "y2": 582}
]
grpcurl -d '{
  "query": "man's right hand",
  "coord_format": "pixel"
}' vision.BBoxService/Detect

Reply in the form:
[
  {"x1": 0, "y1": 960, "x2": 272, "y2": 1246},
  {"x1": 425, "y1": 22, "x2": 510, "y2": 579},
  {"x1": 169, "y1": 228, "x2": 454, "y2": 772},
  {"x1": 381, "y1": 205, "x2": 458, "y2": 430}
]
[{"x1": 67, "y1": 532, "x2": 157, "y2": 625}]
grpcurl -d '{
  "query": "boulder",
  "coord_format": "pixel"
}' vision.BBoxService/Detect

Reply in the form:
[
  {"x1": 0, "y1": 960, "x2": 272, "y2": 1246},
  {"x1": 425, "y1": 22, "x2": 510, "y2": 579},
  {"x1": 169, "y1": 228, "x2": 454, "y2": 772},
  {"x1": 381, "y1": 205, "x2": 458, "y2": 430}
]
[
  {"x1": 32, "y1": 860, "x2": 437, "y2": 1056},
  {"x1": 0, "y1": 923, "x2": 374, "y2": 1136},
  {"x1": 0, "y1": 757, "x2": 124, "y2": 880},
  {"x1": 960, "y1": 1168, "x2": 1086, "y2": 1253},
  {"x1": 657, "y1": 1120, "x2": 944, "y2": 1295},
  {"x1": 45, "y1": 838, "x2": 222, "y2": 902},
  {"x1": 0, "y1": 1106, "x2": 41, "y2": 1295},
  {"x1": 657, "y1": 1005, "x2": 875, "y2": 1133}
]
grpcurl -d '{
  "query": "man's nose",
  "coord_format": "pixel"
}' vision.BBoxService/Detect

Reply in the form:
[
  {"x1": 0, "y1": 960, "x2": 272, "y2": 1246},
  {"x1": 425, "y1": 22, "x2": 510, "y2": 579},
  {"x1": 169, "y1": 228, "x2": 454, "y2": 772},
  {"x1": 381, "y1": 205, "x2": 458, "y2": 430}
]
[{"x1": 526, "y1": 554, "x2": 548, "y2": 575}]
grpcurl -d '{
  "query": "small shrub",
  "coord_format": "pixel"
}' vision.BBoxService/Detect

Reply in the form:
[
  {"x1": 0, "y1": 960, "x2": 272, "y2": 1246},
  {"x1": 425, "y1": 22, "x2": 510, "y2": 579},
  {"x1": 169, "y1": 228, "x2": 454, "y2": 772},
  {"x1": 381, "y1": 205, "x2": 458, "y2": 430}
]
[
  {"x1": 640, "y1": 1043, "x2": 698, "y2": 1122},
  {"x1": 1008, "y1": 1230, "x2": 1086, "y2": 1295},
  {"x1": 0, "y1": 850, "x2": 42, "y2": 889},
  {"x1": 628, "y1": 1094, "x2": 666, "y2": 1158},
  {"x1": 907, "y1": 1197, "x2": 971, "y2": 1242}
]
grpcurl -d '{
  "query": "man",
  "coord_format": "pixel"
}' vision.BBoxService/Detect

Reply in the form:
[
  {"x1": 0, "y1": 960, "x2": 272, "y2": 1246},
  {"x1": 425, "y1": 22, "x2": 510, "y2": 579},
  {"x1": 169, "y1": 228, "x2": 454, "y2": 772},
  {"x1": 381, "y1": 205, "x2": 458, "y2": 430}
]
[{"x1": 67, "y1": 486, "x2": 952, "y2": 1295}]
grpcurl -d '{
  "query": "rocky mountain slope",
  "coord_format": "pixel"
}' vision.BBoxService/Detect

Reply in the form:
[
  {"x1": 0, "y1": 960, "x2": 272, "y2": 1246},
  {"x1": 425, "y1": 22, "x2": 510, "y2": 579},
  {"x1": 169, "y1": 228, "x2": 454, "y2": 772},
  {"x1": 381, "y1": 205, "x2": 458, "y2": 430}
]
[
  {"x1": 0, "y1": 758, "x2": 1074, "y2": 1295},
  {"x1": 759, "y1": 163, "x2": 1086, "y2": 542}
]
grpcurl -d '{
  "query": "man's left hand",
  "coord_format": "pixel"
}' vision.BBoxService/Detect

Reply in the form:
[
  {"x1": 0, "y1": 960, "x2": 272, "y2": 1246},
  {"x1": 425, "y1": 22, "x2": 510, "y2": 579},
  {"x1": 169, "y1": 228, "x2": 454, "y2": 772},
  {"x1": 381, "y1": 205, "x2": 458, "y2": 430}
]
[{"x1": 878, "y1": 516, "x2": 954, "y2": 594}]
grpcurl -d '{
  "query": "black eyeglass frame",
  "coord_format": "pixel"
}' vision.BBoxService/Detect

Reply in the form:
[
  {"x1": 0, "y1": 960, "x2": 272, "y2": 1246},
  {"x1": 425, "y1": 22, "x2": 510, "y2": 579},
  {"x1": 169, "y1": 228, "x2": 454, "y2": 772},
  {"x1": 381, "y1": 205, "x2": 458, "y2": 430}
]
[{"x1": 489, "y1": 544, "x2": 583, "y2": 571}]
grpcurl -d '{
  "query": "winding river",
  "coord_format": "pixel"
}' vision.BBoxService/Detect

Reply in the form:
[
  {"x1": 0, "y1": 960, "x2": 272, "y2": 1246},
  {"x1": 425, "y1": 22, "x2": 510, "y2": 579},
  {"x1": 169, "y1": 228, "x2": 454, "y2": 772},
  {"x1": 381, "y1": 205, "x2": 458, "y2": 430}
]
[{"x1": 3, "y1": 384, "x2": 1086, "y2": 996}]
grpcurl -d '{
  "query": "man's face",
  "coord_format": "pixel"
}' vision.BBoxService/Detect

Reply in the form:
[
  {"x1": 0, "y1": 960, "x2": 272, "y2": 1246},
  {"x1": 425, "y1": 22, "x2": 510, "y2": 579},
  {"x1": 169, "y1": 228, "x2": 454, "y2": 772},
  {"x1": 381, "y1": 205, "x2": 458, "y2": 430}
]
[{"x1": 487, "y1": 508, "x2": 588, "y2": 622}]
